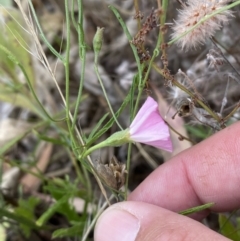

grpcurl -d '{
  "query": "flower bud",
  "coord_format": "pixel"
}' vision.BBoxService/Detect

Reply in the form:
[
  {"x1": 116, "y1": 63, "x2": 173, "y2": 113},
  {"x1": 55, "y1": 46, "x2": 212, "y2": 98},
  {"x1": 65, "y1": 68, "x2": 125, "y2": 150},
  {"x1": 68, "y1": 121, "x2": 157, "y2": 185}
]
[{"x1": 93, "y1": 27, "x2": 104, "y2": 57}]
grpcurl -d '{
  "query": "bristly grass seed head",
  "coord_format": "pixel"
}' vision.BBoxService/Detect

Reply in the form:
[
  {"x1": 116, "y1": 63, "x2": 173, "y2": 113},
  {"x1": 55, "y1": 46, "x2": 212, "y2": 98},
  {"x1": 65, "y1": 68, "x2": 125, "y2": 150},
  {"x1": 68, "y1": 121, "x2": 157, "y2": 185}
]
[{"x1": 171, "y1": 0, "x2": 234, "y2": 50}]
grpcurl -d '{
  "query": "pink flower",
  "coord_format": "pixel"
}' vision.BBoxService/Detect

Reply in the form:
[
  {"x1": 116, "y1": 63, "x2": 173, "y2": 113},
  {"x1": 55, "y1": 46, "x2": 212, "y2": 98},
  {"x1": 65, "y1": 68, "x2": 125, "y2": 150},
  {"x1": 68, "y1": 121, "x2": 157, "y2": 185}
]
[
  {"x1": 83, "y1": 97, "x2": 173, "y2": 158},
  {"x1": 129, "y1": 97, "x2": 173, "y2": 152}
]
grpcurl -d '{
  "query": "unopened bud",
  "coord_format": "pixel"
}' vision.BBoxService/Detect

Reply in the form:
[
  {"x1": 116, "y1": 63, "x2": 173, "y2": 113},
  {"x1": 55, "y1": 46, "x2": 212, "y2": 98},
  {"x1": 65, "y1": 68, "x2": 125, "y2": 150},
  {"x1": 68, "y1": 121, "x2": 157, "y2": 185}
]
[{"x1": 93, "y1": 27, "x2": 104, "y2": 56}]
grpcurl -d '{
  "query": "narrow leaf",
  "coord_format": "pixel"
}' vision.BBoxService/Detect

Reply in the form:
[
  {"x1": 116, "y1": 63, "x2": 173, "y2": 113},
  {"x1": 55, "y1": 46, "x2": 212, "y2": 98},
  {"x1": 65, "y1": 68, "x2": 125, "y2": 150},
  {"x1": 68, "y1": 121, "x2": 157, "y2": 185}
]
[
  {"x1": 87, "y1": 113, "x2": 109, "y2": 141},
  {"x1": 87, "y1": 91, "x2": 130, "y2": 147},
  {"x1": 52, "y1": 223, "x2": 84, "y2": 239},
  {"x1": 219, "y1": 214, "x2": 240, "y2": 241},
  {"x1": 36, "y1": 195, "x2": 69, "y2": 227},
  {"x1": 179, "y1": 202, "x2": 214, "y2": 216}
]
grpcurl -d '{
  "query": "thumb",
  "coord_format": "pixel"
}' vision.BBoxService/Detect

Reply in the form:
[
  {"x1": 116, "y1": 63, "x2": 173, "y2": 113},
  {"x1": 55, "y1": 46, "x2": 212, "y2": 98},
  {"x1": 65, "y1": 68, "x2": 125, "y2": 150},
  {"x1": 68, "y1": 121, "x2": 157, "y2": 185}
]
[{"x1": 94, "y1": 201, "x2": 229, "y2": 241}]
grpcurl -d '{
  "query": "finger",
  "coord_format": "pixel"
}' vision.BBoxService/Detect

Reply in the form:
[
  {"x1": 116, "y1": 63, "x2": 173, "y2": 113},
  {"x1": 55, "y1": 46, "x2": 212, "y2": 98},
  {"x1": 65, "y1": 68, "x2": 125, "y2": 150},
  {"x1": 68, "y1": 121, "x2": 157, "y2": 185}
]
[
  {"x1": 94, "y1": 201, "x2": 229, "y2": 241},
  {"x1": 129, "y1": 122, "x2": 240, "y2": 213}
]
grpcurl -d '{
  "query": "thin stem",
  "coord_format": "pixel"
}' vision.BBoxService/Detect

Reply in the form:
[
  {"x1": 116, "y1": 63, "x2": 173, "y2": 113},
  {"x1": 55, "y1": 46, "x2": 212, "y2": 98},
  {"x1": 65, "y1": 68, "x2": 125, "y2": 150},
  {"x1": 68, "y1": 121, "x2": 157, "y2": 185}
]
[
  {"x1": 220, "y1": 75, "x2": 230, "y2": 115},
  {"x1": 64, "y1": 0, "x2": 92, "y2": 196},
  {"x1": 64, "y1": 0, "x2": 70, "y2": 121},
  {"x1": 0, "y1": 44, "x2": 64, "y2": 122},
  {"x1": 212, "y1": 37, "x2": 240, "y2": 67},
  {"x1": 64, "y1": 0, "x2": 76, "y2": 148},
  {"x1": 133, "y1": 0, "x2": 141, "y2": 30},
  {"x1": 211, "y1": 37, "x2": 240, "y2": 84},
  {"x1": 64, "y1": 0, "x2": 84, "y2": 179},
  {"x1": 94, "y1": 64, "x2": 123, "y2": 130},
  {"x1": 82, "y1": 195, "x2": 114, "y2": 241},
  {"x1": 70, "y1": 0, "x2": 78, "y2": 31},
  {"x1": 223, "y1": 102, "x2": 240, "y2": 122},
  {"x1": 166, "y1": 121, "x2": 195, "y2": 144},
  {"x1": 71, "y1": 0, "x2": 86, "y2": 131},
  {"x1": 28, "y1": 0, "x2": 64, "y2": 62},
  {"x1": 159, "y1": 0, "x2": 168, "y2": 70},
  {"x1": 153, "y1": 63, "x2": 222, "y2": 122},
  {"x1": 124, "y1": 143, "x2": 132, "y2": 200},
  {"x1": 109, "y1": 6, "x2": 142, "y2": 80},
  {"x1": 67, "y1": 148, "x2": 85, "y2": 186},
  {"x1": 161, "y1": 0, "x2": 168, "y2": 25},
  {"x1": 19, "y1": 63, "x2": 64, "y2": 121},
  {"x1": 133, "y1": 54, "x2": 156, "y2": 117}
]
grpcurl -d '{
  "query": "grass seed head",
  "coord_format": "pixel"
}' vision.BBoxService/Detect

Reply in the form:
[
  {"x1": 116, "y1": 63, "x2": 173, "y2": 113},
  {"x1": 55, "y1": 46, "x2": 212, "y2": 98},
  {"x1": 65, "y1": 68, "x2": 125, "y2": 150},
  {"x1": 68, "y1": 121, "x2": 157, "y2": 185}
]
[{"x1": 171, "y1": 0, "x2": 233, "y2": 49}]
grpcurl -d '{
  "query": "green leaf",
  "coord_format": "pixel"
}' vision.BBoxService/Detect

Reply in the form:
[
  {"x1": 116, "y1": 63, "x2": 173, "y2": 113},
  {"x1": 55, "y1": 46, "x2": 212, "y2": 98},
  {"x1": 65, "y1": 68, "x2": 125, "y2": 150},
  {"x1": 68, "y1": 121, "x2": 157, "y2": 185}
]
[
  {"x1": 33, "y1": 130, "x2": 68, "y2": 146},
  {"x1": 236, "y1": 217, "x2": 240, "y2": 237},
  {"x1": 0, "y1": 83, "x2": 41, "y2": 116},
  {"x1": 0, "y1": 207, "x2": 40, "y2": 231},
  {"x1": 0, "y1": 45, "x2": 64, "y2": 122},
  {"x1": 109, "y1": 5, "x2": 142, "y2": 76},
  {"x1": 36, "y1": 195, "x2": 70, "y2": 227},
  {"x1": 186, "y1": 124, "x2": 211, "y2": 139},
  {"x1": 42, "y1": 180, "x2": 83, "y2": 222},
  {"x1": 86, "y1": 91, "x2": 130, "y2": 147},
  {"x1": 52, "y1": 222, "x2": 85, "y2": 239},
  {"x1": 87, "y1": 113, "x2": 109, "y2": 141},
  {"x1": 15, "y1": 197, "x2": 40, "y2": 237},
  {"x1": 15, "y1": 197, "x2": 40, "y2": 219},
  {"x1": 219, "y1": 214, "x2": 240, "y2": 241},
  {"x1": 179, "y1": 202, "x2": 214, "y2": 216},
  {"x1": 0, "y1": 7, "x2": 35, "y2": 86},
  {"x1": 44, "y1": 178, "x2": 86, "y2": 199}
]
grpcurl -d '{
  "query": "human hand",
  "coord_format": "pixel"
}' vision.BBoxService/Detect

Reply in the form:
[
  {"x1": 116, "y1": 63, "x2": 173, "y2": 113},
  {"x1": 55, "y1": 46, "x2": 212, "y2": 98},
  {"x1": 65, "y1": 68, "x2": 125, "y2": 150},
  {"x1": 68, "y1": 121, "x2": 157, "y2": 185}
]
[{"x1": 94, "y1": 122, "x2": 240, "y2": 241}]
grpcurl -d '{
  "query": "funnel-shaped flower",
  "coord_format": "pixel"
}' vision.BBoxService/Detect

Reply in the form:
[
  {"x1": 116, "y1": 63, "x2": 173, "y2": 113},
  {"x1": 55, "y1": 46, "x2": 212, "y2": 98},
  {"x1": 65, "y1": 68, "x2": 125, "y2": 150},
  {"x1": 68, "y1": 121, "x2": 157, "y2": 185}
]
[
  {"x1": 82, "y1": 97, "x2": 172, "y2": 158},
  {"x1": 129, "y1": 97, "x2": 172, "y2": 152}
]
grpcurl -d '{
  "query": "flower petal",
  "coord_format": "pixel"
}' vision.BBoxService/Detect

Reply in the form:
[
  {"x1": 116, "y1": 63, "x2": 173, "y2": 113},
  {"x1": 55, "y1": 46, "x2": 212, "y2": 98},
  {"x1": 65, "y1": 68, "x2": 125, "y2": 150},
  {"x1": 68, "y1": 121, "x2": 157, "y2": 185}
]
[{"x1": 129, "y1": 97, "x2": 173, "y2": 152}]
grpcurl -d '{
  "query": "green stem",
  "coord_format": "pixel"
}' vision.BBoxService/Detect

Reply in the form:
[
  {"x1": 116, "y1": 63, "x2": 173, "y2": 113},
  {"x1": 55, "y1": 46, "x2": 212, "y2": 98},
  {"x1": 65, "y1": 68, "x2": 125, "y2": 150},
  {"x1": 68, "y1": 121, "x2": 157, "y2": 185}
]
[
  {"x1": 124, "y1": 143, "x2": 132, "y2": 200},
  {"x1": 70, "y1": 0, "x2": 78, "y2": 31},
  {"x1": 161, "y1": 0, "x2": 168, "y2": 25},
  {"x1": 82, "y1": 142, "x2": 109, "y2": 158},
  {"x1": 94, "y1": 64, "x2": 123, "y2": 130},
  {"x1": 64, "y1": 0, "x2": 78, "y2": 149},
  {"x1": 19, "y1": 64, "x2": 64, "y2": 121},
  {"x1": 71, "y1": 0, "x2": 86, "y2": 130},
  {"x1": 71, "y1": 1, "x2": 92, "y2": 195},
  {"x1": 82, "y1": 129, "x2": 129, "y2": 158},
  {"x1": 28, "y1": 0, "x2": 64, "y2": 62},
  {"x1": 63, "y1": 1, "x2": 84, "y2": 172},
  {"x1": 64, "y1": 0, "x2": 70, "y2": 121},
  {"x1": 67, "y1": 148, "x2": 85, "y2": 187},
  {"x1": 109, "y1": 5, "x2": 142, "y2": 80},
  {"x1": 64, "y1": 0, "x2": 92, "y2": 195}
]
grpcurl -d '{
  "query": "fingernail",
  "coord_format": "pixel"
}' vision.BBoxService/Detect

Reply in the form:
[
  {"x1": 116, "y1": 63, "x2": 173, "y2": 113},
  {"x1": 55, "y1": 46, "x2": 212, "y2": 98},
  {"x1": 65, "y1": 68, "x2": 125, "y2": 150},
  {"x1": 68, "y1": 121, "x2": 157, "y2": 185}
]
[{"x1": 95, "y1": 207, "x2": 140, "y2": 241}]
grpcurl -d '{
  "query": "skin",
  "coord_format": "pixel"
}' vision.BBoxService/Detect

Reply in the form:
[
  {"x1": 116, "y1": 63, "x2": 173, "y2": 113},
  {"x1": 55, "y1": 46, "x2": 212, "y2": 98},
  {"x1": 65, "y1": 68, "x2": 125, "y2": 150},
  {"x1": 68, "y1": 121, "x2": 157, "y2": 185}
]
[{"x1": 94, "y1": 121, "x2": 240, "y2": 241}]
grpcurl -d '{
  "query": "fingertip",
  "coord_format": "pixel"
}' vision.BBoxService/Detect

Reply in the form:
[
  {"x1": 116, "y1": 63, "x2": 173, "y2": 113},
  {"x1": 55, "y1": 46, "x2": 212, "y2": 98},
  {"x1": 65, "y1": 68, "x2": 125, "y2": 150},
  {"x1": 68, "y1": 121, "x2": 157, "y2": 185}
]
[
  {"x1": 129, "y1": 122, "x2": 240, "y2": 212},
  {"x1": 94, "y1": 203, "x2": 140, "y2": 241},
  {"x1": 95, "y1": 201, "x2": 225, "y2": 241}
]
